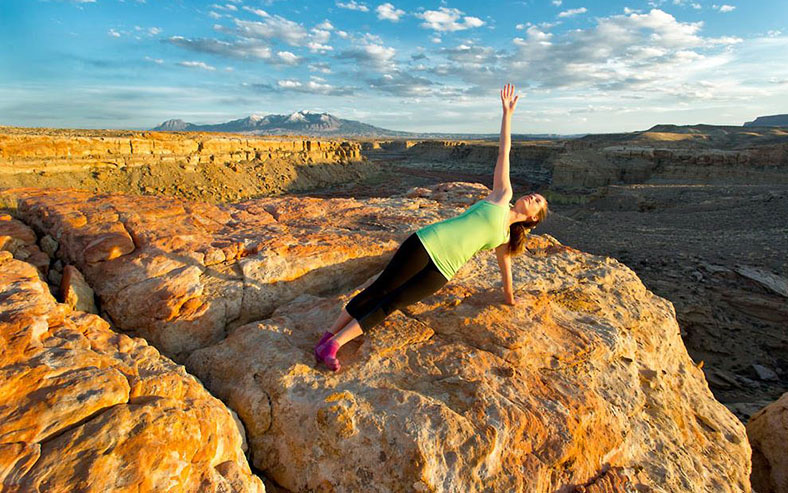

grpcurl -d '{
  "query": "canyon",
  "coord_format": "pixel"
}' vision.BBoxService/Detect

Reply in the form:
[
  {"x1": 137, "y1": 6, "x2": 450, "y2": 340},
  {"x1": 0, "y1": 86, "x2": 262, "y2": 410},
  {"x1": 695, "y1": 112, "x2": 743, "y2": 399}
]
[{"x1": 0, "y1": 125, "x2": 786, "y2": 492}]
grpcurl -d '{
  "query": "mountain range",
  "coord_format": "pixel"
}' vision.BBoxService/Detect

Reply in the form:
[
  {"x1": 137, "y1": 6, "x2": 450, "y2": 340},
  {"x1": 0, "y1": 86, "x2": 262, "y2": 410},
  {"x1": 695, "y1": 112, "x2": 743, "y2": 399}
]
[
  {"x1": 151, "y1": 111, "x2": 567, "y2": 139},
  {"x1": 152, "y1": 111, "x2": 412, "y2": 138}
]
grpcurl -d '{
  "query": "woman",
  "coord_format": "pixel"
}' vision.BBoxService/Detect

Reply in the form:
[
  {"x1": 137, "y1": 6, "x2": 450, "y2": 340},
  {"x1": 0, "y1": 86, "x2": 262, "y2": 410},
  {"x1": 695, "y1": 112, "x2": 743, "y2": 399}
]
[{"x1": 315, "y1": 83, "x2": 549, "y2": 371}]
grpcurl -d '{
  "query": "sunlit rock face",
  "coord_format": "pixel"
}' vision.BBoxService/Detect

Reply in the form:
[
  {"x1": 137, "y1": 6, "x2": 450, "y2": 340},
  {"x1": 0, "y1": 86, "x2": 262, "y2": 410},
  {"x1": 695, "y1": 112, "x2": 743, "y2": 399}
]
[
  {"x1": 747, "y1": 393, "x2": 788, "y2": 493},
  {"x1": 0, "y1": 250, "x2": 263, "y2": 491},
  {"x1": 1, "y1": 182, "x2": 750, "y2": 492}
]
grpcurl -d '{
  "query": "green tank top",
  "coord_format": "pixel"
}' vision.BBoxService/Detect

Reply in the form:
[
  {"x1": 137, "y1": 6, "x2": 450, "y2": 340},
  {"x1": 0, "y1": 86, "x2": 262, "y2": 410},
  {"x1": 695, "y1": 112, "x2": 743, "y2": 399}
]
[{"x1": 416, "y1": 200, "x2": 510, "y2": 281}]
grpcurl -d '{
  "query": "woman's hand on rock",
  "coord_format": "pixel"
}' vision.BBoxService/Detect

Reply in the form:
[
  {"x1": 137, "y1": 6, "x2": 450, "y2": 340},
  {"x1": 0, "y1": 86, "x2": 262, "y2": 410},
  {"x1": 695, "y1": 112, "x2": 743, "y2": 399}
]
[{"x1": 500, "y1": 83, "x2": 519, "y2": 115}]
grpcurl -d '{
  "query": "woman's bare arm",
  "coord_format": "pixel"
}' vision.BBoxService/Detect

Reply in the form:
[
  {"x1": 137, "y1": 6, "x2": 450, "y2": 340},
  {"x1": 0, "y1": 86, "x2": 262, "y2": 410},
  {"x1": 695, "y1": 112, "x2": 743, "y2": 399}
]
[
  {"x1": 495, "y1": 243, "x2": 515, "y2": 304},
  {"x1": 492, "y1": 83, "x2": 519, "y2": 197}
]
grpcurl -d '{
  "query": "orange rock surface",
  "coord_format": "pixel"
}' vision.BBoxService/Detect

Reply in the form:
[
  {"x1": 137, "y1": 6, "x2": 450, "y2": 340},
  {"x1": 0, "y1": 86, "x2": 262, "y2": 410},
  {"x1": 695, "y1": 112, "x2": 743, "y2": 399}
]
[
  {"x1": 0, "y1": 131, "x2": 360, "y2": 171},
  {"x1": 0, "y1": 183, "x2": 751, "y2": 492},
  {"x1": 748, "y1": 392, "x2": 788, "y2": 493},
  {"x1": 0, "y1": 243, "x2": 263, "y2": 490}
]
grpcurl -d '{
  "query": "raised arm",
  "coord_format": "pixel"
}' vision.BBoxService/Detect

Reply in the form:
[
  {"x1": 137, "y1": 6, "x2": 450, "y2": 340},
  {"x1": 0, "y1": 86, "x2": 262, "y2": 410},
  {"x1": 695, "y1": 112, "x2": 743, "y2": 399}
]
[{"x1": 492, "y1": 83, "x2": 519, "y2": 196}]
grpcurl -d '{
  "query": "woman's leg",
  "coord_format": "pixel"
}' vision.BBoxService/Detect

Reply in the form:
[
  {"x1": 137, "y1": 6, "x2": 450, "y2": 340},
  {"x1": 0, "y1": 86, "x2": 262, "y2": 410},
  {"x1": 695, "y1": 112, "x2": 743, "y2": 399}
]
[
  {"x1": 344, "y1": 233, "x2": 432, "y2": 323},
  {"x1": 327, "y1": 307, "x2": 353, "y2": 335},
  {"x1": 322, "y1": 262, "x2": 447, "y2": 357},
  {"x1": 318, "y1": 264, "x2": 446, "y2": 371}
]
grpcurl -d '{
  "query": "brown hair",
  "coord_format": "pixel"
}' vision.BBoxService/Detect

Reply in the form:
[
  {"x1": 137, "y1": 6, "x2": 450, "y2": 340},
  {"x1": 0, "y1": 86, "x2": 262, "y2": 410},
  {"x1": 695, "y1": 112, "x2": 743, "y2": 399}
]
[{"x1": 508, "y1": 202, "x2": 549, "y2": 256}]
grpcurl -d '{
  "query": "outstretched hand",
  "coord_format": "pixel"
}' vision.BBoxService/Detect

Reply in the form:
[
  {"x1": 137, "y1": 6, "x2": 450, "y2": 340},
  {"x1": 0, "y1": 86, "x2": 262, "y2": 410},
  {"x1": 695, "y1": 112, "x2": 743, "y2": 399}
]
[{"x1": 500, "y1": 83, "x2": 519, "y2": 115}]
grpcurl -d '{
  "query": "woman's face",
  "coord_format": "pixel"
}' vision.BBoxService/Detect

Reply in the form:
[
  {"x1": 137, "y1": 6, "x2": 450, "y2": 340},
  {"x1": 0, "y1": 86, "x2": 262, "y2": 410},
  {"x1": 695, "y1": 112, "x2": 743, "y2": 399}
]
[{"x1": 514, "y1": 193, "x2": 546, "y2": 221}]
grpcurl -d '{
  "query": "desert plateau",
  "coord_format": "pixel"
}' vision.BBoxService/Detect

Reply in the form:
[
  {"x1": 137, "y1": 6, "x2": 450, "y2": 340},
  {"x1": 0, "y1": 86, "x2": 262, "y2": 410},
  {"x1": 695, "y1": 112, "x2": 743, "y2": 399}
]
[{"x1": 2, "y1": 0, "x2": 787, "y2": 491}]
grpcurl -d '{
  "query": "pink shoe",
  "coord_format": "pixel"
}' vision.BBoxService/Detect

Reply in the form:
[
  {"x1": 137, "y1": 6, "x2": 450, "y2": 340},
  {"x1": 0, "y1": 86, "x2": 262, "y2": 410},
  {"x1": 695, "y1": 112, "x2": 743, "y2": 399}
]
[
  {"x1": 316, "y1": 339, "x2": 341, "y2": 372},
  {"x1": 314, "y1": 331, "x2": 334, "y2": 363}
]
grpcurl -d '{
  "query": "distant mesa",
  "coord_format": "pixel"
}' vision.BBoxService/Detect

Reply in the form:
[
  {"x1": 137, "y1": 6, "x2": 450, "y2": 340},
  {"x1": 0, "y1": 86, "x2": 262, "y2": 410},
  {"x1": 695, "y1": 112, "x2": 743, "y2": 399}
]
[
  {"x1": 744, "y1": 114, "x2": 788, "y2": 127},
  {"x1": 152, "y1": 110, "x2": 413, "y2": 138}
]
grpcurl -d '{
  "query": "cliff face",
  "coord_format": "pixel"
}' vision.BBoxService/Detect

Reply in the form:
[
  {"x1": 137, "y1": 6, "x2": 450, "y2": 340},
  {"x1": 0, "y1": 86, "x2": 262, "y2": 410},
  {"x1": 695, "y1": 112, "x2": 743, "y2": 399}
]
[
  {"x1": 0, "y1": 217, "x2": 263, "y2": 492},
  {"x1": 0, "y1": 131, "x2": 361, "y2": 169},
  {"x1": 0, "y1": 183, "x2": 751, "y2": 492},
  {"x1": 551, "y1": 145, "x2": 788, "y2": 188},
  {"x1": 405, "y1": 141, "x2": 562, "y2": 186},
  {"x1": 0, "y1": 128, "x2": 367, "y2": 203},
  {"x1": 399, "y1": 128, "x2": 788, "y2": 190}
]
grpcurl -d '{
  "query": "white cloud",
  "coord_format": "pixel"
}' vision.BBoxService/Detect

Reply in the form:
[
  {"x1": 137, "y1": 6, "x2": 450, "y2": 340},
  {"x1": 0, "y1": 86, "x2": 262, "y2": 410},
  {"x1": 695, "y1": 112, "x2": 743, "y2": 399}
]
[
  {"x1": 309, "y1": 62, "x2": 333, "y2": 73},
  {"x1": 277, "y1": 51, "x2": 301, "y2": 65},
  {"x1": 339, "y1": 41, "x2": 396, "y2": 69},
  {"x1": 558, "y1": 7, "x2": 588, "y2": 18},
  {"x1": 552, "y1": 0, "x2": 562, "y2": 5},
  {"x1": 177, "y1": 61, "x2": 216, "y2": 71},
  {"x1": 416, "y1": 7, "x2": 485, "y2": 32},
  {"x1": 271, "y1": 77, "x2": 354, "y2": 95},
  {"x1": 234, "y1": 15, "x2": 306, "y2": 46},
  {"x1": 166, "y1": 36, "x2": 273, "y2": 60},
  {"x1": 336, "y1": 1, "x2": 369, "y2": 12},
  {"x1": 108, "y1": 29, "x2": 121, "y2": 38},
  {"x1": 144, "y1": 56, "x2": 163, "y2": 64},
  {"x1": 277, "y1": 79, "x2": 301, "y2": 88},
  {"x1": 376, "y1": 3, "x2": 405, "y2": 22},
  {"x1": 714, "y1": 4, "x2": 736, "y2": 12},
  {"x1": 317, "y1": 20, "x2": 334, "y2": 30},
  {"x1": 148, "y1": 27, "x2": 162, "y2": 35}
]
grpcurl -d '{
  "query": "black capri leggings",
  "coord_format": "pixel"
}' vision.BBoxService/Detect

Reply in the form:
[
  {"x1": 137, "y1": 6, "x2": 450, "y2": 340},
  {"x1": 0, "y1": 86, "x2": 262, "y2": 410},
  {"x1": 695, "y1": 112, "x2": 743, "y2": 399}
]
[{"x1": 345, "y1": 233, "x2": 448, "y2": 331}]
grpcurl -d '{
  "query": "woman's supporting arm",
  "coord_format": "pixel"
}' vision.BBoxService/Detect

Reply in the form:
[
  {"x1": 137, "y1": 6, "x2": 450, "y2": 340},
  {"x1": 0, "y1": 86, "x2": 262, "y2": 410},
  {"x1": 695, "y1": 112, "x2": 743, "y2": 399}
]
[
  {"x1": 492, "y1": 83, "x2": 519, "y2": 195},
  {"x1": 495, "y1": 244, "x2": 515, "y2": 305}
]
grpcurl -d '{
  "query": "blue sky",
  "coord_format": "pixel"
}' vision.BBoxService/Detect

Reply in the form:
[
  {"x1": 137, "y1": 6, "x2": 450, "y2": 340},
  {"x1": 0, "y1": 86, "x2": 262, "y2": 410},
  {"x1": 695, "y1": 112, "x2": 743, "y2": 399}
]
[{"x1": 0, "y1": 0, "x2": 786, "y2": 133}]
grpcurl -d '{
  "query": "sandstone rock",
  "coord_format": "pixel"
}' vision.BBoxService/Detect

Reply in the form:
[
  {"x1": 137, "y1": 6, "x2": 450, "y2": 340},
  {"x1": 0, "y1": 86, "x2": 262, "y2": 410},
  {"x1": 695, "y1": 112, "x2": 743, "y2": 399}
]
[
  {"x1": 60, "y1": 264, "x2": 98, "y2": 314},
  {"x1": 39, "y1": 234, "x2": 58, "y2": 257},
  {"x1": 748, "y1": 393, "x2": 788, "y2": 493},
  {"x1": 0, "y1": 249, "x2": 263, "y2": 491},
  {"x1": 186, "y1": 235, "x2": 750, "y2": 492},
  {"x1": 0, "y1": 214, "x2": 49, "y2": 275},
  {"x1": 2, "y1": 183, "x2": 750, "y2": 492}
]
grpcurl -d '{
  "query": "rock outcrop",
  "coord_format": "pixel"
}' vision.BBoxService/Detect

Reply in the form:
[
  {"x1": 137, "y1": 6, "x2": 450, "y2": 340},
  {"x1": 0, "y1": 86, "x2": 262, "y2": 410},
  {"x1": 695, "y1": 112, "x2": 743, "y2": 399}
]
[
  {"x1": 0, "y1": 130, "x2": 360, "y2": 170},
  {"x1": 0, "y1": 237, "x2": 263, "y2": 490},
  {"x1": 0, "y1": 127, "x2": 368, "y2": 203},
  {"x1": 0, "y1": 183, "x2": 750, "y2": 492},
  {"x1": 747, "y1": 392, "x2": 788, "y2": 493},
  {"x1": 405, "y1": 140, "x2": 561, "y2": 186}
]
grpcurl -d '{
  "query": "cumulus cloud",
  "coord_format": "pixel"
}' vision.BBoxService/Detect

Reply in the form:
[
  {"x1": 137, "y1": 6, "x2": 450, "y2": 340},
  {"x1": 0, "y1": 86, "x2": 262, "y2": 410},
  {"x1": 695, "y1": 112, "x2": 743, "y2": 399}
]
[
  {"x1": 277, "y1": 51, "x2": 301, "y2": 65},
  {"x1": 505, "y1": 8, "x2": 740, "y2": 94},
  {"x1": 338, "y1": 41, "x2": 396, "y2": 68},
  {"x1": 166, "y1": 36, "x2": 273, "y2": 60},
  {"x1": 234, "y1": 13, "x2": 307, "y2": 46},
  {"x1": 714, "y1": 4, "x2": 736, "y2": 12},
  {"x1": 260, "y1": 77, "x2": 355, "y2": 95},
  {"x1": 558, "y1": 7, "x2": 588, "y2": 18},
  {"x1": 108, "y1": 29, "x2": 121, "y2": 38},
  {"x1": 376, "y1": 3, "x2": 405, "y2": 22},
  {"x1": 336, "y1": 1, "x2": 369, "y2": 12},
  {"x1": 177, "y1": 61, "x2": 216, "y2": 71},
  {"x1": 416, "y1": 7, "x2": 485, "y2": 32},
  {"x1": 367, "y1": 71, "x2": 437, "y2": 96}
]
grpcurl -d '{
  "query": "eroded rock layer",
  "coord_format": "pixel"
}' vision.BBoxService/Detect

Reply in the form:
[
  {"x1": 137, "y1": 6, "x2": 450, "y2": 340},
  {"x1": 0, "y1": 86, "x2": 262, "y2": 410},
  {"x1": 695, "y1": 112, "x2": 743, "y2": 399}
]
[
  {"x1": 0, "y1": 250, "x2": 263, "y2": 491},
  {"x1": 0, "y1": 128, "x2": 366, "y2": 203},
  {"x1": 0, "y1": 183, "x2": 750, "y2": 492}
]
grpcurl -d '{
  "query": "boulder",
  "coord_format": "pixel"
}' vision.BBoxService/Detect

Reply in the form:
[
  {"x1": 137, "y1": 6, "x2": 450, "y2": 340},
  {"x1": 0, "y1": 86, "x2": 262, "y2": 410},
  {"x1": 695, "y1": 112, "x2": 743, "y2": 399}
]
[
  {"x1": 748, "y1": 392, "x2": 788, "y2": 493},
  {"x1": 1, "y1": 183, "x2": 750, "y2": 492},
  {"x1": 0, "y1": 247, "x2": 262, "y2": 491}
]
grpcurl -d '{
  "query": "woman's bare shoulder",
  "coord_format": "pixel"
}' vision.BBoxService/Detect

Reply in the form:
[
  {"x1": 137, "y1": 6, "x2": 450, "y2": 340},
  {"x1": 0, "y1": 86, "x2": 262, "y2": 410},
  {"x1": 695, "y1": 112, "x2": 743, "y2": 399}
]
[{"x1": 484, "y1": 190, "x2": 512, "y2": 208}]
